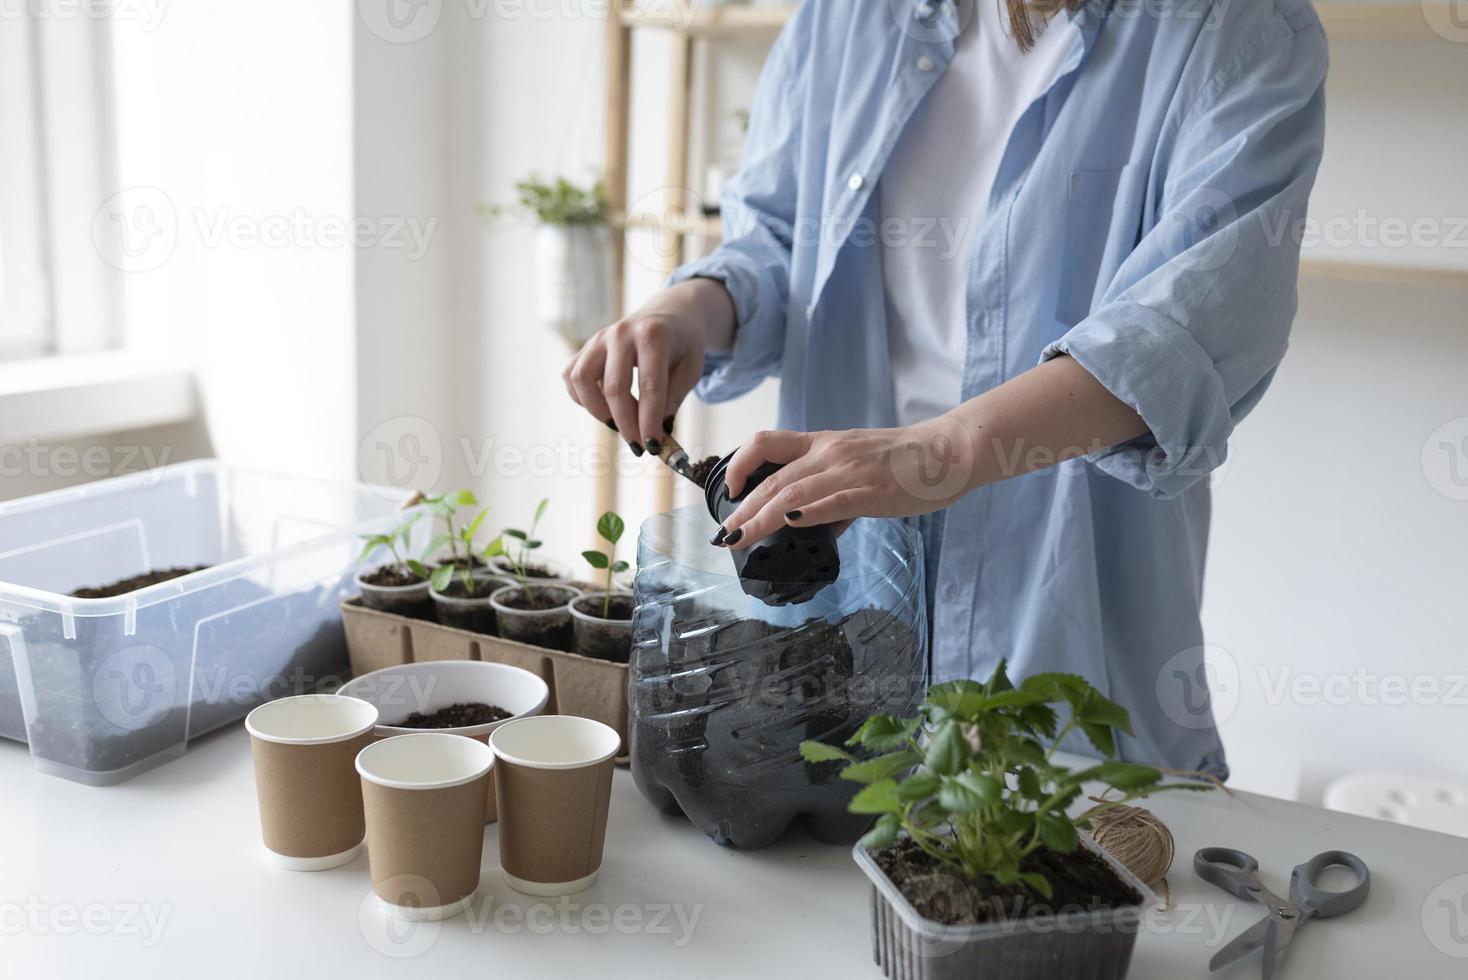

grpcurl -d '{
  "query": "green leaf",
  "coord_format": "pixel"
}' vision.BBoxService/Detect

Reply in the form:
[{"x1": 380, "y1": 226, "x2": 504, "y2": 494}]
[
  {"x1": 405, "y1": 560, "x2": 428, "y2": 579},
  {"x1": 525, "y1": 539, "x2": 543, "y2": 550},
  {"x1": 423, "y1": 533, "x2": 453, "y2": 557},
  {"x1": 463, "y1": 508, "x2": 487, "y2": 539},
  {"x1": 504, "y1": 528, "x2": 527, "y2": 541},
  {"x1": 1036, "y1": 813, "x2": 1079, "y2": 853},
  {"x1": 1017, "y1": 766, "x2": 1043, "y2": 800},
  {"x1": 858, "y1": 814, "x2": 901, "y2": 851},
  {"x1": 429, "y1": 564, "x2": 454, "y2": 592},
  {"x1": 1088, "y1": 762, "x2": 1162, "y2": 790},
  {"x1": 582, "y1": 550, "x2": 610, "y2": 570},
  {"x1": 848, "y1": 779, "x2": 902, "y2": 815},
  {"x1": 847, "y1": 715, "x2": 915, "y2": 752},
  {"x1": 938, "y1": 771, "x2": 1001, "y2": 814},
  {"x1": 534, "y1": 498, "x2": 548, "y2": 523},
  {"x1": 993, "y1": 807, "x2": 1033, "y2": 835},
  {"x1": 896, "y1": 770, "x2": 941, "y2": 802},
  {"x1": 449, "y1": 489, "x2": 478, "y2": 508},
  {"x1": 1077, "y1": 688, "x2": 1133, "y2": 736},
  {"x1": 1020, "y1": 873, "x2": 1053, "y2": 898},
  {"x1": 985, "y1": 659, "x2": 1014, "y2": 694},
  {"x1": 838, "y1": 750, "x2": 919, "y2": 785},
  {"x1": 597, "y1": 511, "x2": 625, "y2": 545},
  {"x1": 1079, "y1": 722, "x2": 1117, "y2": 758},
  {"x1": 927, "y1": 679, "x2": 986, "y2": 719},
  {"x1": 798, "y1": 740, "x2": 854, "y2": 765},
  {"x1": 481, "y1": 535, "x2": 506, "y2": 559},
  {"x1": 922, "y1": 721, "x2": 968, "y2": 777},
  {"x1": 611, "y1": 560, "x2": 630, "y2": 574}
]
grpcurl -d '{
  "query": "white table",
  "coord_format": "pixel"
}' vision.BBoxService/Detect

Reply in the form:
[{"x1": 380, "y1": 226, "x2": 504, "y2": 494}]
[{"x1": 3, "y1": 728, "x2": 1465, "y2": 979}]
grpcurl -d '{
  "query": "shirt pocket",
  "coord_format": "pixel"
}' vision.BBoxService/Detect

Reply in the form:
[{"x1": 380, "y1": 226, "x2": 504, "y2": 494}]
[{"x1": 1055, "y1": 164, "x2": 1148, "y2": 325}]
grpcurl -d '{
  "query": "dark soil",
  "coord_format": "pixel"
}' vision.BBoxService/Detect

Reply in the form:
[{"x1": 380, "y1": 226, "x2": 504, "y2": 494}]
[
  {"x1": 390, "y1": 701, "x2": 510, "y2": 729},
  {"x1": 438, "y1": 578, "x2": 497, "y2": 600},
  {"x1": 873, "y1": 838, "x2": 1143, "y2": 925},
  {"x1": 498, "y1": 587, "x2": 571, "y2": 612},
  {"x1": 686, "y1": 455, "x2": 720, "y2": 489},
  {"x1": 359, "y1": 565, "x2": 426, "y2": 588},
  {"x1": 70, "y1": 565, "x2": 211, "y2": 599},
  {"x1": 631, "y1": 605, "x2": 922, "y2": 849},
  {"x1": 574, "y1": 593, "x2": 634, "y2": 621}
]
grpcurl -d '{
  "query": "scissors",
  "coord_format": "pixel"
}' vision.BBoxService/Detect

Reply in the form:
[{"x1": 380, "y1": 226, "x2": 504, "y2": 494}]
[{"x1": 1194, "y1": 846, "x2": 1371, "y2": 978}]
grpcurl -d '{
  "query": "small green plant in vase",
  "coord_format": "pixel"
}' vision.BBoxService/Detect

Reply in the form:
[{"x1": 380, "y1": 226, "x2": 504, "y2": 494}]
[
  {"x1": 357, "y1": 512, "x2": 429, "y2": 586},
  {"x1": 502, "y1": 497, "x2": 552, "y2": 596},
  {"x1": 802, "y1": 661, "x2": 1208, "y2": 946},
  {"x1": 494, "y1": 498, "x2": 580, "y2": 653},
  {"x1": 423, "y1": 492, "x2": 503, "y2": 598},
  {"x1": 570, "y1": 511, "x2": 635, "y2": 662}
]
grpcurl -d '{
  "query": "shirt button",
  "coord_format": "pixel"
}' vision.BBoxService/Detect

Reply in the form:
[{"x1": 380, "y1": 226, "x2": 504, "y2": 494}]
[
  {"x1": 917, "y1": 54, "x2": 936, "y2": 72},
  {"x1": 847, "y1": 174, "x2": 865, "y2": 192}
]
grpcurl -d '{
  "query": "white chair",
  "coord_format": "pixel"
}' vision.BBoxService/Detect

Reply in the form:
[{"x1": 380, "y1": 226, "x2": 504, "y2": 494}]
[{"x1": 1323, "y1": 771, "x2": 1468, "y2": 839}]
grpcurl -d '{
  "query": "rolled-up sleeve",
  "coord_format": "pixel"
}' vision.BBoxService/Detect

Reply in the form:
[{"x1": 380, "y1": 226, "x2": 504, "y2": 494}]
[
  {"x1": 667, "y1": 3, "x2": 810, "y2": 403},
  {"x1": 1041, "y1": 9, "x2": 1328, "y2": 498}
]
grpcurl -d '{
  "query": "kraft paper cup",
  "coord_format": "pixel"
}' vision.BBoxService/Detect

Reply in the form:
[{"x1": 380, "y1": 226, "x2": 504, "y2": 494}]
[
  {"x1": 356, "y1": 733, "x2": 494, "y2": 921},
  {"x1": 245, "y1": 694, "x2": 379, "y2": 871},
  {"x1": 489, "y1": 715, "x2": 620, "y2": 897},
  {"x1": 339, "y1": 660, "x2": 550, "y2": 824}
]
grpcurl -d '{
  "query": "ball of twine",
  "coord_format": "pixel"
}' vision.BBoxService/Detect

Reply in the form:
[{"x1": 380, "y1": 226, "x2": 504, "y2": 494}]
[{"x1": 1083, "y1": 799, "x2": 1175, "y2": 886}]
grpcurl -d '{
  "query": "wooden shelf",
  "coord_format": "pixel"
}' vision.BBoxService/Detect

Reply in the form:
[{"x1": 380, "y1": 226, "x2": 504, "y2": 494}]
[
  {"x1": 617, "y1": 4, "x2": 794, "y2": 36},
  {"x1": 1299, "y1": 257, "x2": 1468, "y2": 289},
  {"x1": 618, "y1": 3, "x2": 1454, "y2": 41}
]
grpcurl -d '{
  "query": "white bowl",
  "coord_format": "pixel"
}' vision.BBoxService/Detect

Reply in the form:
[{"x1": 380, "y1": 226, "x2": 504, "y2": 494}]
[{"x1": 338, "y1": 660, "x2": 550, "y2": 739}]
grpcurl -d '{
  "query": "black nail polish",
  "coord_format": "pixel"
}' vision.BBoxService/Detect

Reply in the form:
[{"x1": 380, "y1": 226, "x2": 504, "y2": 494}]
[
  {"x1": 786, "y1": 510, "x2": 802, "y2": 521},
  {"x1": 723, "y1": 527, "x2": 744, "y2": 546},
  {"x1": 710, "y1": 526, "x2": 728, "y2": 546},
  {"x1": 604, "y1": 419, "x2": 618, "y2": 432},
  {"x1": 646, "y1": 438, "x2": 662, "y2": 456},
  {"x1": 629, "y1": 442, "x2": 645, "y2": 457},
  {"x1": 662, "y1": 412, "x2": 676, "y2": 435}
]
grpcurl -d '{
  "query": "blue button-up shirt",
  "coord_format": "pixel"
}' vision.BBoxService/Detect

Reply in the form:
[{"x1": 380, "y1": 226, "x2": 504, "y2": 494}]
[{"x1": 670, "y1": 0, "x2": 1328, "y2": 778}]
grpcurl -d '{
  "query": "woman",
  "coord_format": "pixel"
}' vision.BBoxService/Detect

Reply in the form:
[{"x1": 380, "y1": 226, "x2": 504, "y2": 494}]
[{"x1": 564, "y1": 0, "x2": 1327, "y2": 778}]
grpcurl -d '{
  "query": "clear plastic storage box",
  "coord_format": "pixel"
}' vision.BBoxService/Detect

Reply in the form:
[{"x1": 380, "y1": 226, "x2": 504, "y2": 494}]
[{"x1": 0, "y1": 461, "x2": 409, "y2": 785}]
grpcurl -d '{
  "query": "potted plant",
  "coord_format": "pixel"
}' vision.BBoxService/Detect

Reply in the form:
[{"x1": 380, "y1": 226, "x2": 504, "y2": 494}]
[
  {"x1": 427, "y1": 511, "x2": 509, "y2": 635},
  {"x1": 355, "y1": 513, "x2": 433, "y2": 618},
  {"x1": 479, "y1": 174, "x2": 612, "y2": 348},
  {"x1": 490, "y1": 499, "x2": 580, "y2": 652},
  {"x1": 569, "y1": 511, "x2": 634, "y2": 663},
  {"x1": 486, "y1": 497, "x2": 570, "y2": 583},
  {"x1": 801, "y1": 663, "x2": 1207, "y2": 980}
]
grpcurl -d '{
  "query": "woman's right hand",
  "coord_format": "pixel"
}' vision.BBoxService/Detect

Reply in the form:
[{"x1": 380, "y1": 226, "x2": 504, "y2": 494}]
[{"x1": 562, "y1": 278, "x2": 735, "y2": 454}]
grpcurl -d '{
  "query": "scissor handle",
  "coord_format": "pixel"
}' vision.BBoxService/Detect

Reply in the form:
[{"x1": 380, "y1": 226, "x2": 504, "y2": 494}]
[
  {"x1": 1290, "y1": 850, "x2": 1370, "y2": 918},
  {"x1": 1193, "y1": 847, "x2": 1264, "y2": 901}
]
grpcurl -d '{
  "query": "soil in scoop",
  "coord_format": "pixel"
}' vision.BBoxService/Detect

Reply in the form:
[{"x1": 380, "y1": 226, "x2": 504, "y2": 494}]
[
  {"x1": 685, "y1": 455, "x2": 720, "y2": 489},
  {"x1": 70, "y1": 565, "x2": 211, "y2": 599},
  {"x1": 873, "y1": 838, "x2": 1143, "y2": 925},
  {"x1": 359, "y1": 565, "x2": 426, "y2": 588},
  {"x1": 391, "y1": 701, "x2": 510, "y2": 728}
]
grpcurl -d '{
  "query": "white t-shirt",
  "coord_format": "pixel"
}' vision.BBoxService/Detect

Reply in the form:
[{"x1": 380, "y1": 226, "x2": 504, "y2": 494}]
[{"x1": 881, "y1": 3, "x2": 1078, "y2": 427}]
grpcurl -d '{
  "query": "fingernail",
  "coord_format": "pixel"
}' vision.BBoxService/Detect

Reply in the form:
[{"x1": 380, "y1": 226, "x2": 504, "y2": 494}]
[
  {"x1": 604, "y1": 419, "x2": 618, "y2": 432},
  {"x1": 629, "y1": 442, "x2": 645, "y2": 457},
  {"x1": 710, "y1": 526, "x2": 728, "y2": 546},
  {"x1": 646, "y1": 438, "x2": 662, "y2": 456},
  {"x1": 663, "y1": 412, "x2": 676, "y2": 435},
  {"x1": 786, "y1": 510, "x2": 802, "y2": 522},
  {"x1": 723, "y1": 527, "x2": 744, "y2": 546}
]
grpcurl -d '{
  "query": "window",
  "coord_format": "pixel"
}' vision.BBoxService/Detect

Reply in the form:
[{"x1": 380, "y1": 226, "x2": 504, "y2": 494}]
[{"x1": 0, "y1": 16, "x2": 52, "y2": 359}]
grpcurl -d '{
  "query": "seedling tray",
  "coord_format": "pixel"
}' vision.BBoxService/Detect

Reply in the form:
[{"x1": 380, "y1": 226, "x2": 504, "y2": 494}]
[{"x1": 340, "y1": 599, "x2": 629, "y2": 760}]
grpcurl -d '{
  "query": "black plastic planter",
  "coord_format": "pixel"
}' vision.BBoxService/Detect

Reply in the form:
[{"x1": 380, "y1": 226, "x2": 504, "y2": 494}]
[
  {"x1": 854, "y1": 839, "x2": 1156, "y2": 980},
  {"x1": 355, "y1": 568, "x2": 433, "y2": 619},
  {"x1": 568, "y1": 591, "x2": 634, "y2": 663},
  {"x1": 430, "y1": 575, "x2": 513, "y2": 634},
  {"x1": 489, "y1": 584, "x2": 580, "y2": 653}
]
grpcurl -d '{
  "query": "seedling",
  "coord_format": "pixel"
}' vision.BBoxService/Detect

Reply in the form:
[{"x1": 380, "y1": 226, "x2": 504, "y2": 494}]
[
  {"x1": 800, "y1": 661, "x2": 1209, "y2": 898},
  {"x1": 421, "y1": 490, "x2": 503, "y2": 595},
  {"x1": 581, "y1": 511, "x2": 630, "y2": 618},
  {"x1": 502, "y1": 497, "x2": 549, "y2": 598},
  {"x1": 357, "y1": 512, "x2": 429, "y2": 582}
]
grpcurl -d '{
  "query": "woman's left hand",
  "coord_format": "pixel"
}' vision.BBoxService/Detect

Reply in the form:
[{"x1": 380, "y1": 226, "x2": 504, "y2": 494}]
[{"x1": 714, "y1": 418, "x2": 976, "y2": 550}]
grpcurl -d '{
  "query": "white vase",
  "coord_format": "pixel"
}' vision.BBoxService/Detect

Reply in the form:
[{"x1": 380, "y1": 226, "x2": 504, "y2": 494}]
[{"x1": 534, "y1": 223, "x2": 614, "y2": 348}]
